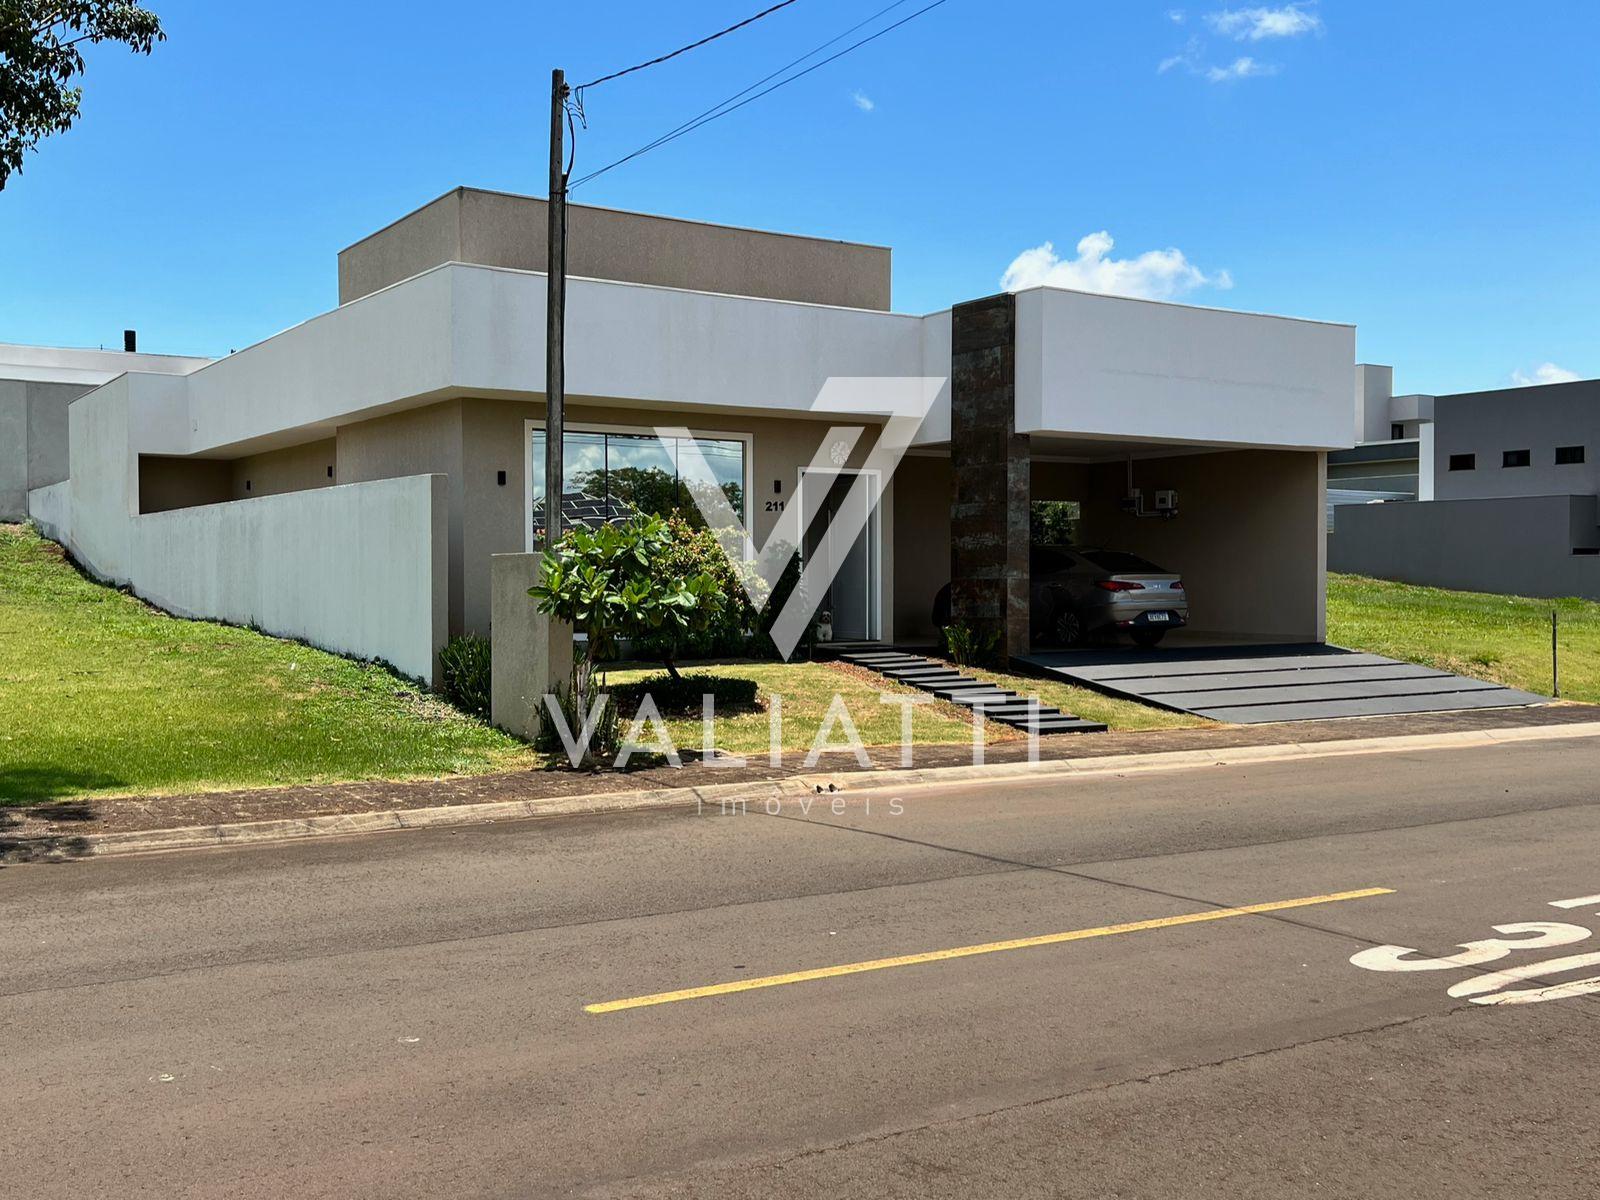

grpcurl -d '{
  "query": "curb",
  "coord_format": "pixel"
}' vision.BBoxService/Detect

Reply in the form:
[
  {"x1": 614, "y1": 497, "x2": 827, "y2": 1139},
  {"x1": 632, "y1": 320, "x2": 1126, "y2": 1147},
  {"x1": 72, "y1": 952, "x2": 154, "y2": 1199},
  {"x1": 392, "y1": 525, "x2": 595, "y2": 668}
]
[{"x1": 72, "y1": 720, "x2": 1600, "y2": 858}]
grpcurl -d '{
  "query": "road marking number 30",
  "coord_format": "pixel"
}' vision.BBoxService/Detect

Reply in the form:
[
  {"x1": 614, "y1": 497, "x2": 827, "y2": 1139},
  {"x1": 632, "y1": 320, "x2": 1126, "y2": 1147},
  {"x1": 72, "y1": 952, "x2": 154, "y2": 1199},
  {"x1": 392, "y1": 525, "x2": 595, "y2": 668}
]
[{"x1": 1350, "y1": 892, "x2": 1600, "y2": 1006}]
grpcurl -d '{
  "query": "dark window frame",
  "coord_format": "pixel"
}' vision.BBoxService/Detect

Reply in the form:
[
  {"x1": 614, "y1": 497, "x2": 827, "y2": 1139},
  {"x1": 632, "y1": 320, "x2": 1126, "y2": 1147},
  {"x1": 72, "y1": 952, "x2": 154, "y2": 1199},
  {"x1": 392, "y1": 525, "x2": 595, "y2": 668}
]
[
  {"x1": 1390, "y1": 423, "x2": 1405, "y2": 440},
  {"x1": 1502, "y1": 449, "x2": 1531, "y2": 469},
  {"x1": 1556, "y1": 445, "x2": 1586, "y2": 466},
  {"x1": 1448, "y1": 453, "x2": 1476, "y2": 472}
]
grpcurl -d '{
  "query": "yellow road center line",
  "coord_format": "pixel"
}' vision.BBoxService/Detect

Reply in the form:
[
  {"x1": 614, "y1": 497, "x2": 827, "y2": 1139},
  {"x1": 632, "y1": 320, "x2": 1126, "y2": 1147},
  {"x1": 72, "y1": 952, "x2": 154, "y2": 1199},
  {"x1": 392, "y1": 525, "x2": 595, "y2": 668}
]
[{"x1": 584, "y1": 886, "x2": 1395, "y2": 1014}]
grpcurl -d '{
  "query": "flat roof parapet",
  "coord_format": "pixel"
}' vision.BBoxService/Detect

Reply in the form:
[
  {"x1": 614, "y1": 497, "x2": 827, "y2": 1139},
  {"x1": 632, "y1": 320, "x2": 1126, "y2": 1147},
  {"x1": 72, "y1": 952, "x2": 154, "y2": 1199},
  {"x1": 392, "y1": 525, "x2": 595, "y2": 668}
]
[{"x1": 337, "y1": 186, "x2": 892, "y2": 311}]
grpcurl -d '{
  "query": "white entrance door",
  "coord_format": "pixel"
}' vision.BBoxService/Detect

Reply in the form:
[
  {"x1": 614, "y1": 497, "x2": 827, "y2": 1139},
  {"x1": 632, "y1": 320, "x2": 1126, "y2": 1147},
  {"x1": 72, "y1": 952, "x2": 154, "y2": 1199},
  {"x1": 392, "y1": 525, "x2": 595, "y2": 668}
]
[{"x1": 800, "y1": 468, "x2": 880, "y2": 642}]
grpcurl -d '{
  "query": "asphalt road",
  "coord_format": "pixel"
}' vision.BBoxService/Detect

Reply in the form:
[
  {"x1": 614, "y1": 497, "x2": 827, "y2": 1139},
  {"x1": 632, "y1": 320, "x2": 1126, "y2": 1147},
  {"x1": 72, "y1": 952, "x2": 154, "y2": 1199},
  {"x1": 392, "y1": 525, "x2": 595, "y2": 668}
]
[{"x1": 6, "y1": 736, "x2": 1600, "y2": 1198}]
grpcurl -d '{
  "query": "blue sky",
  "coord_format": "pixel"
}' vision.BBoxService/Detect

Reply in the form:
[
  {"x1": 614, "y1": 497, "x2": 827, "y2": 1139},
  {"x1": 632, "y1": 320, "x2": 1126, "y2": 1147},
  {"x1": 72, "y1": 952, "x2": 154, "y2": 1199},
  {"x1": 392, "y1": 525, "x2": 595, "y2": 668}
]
[{"x1": 1, "y1": 1, "x2": 1594, "y2": 394}]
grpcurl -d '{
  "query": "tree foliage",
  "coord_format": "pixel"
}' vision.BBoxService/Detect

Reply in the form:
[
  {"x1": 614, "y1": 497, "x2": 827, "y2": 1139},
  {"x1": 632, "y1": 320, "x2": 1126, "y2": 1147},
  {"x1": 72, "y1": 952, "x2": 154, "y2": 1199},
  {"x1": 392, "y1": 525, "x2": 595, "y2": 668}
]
[
  {"x1": 0, "y1": 2, "x2": 165, "y2": 188},
  {"x1": 529, "y1": 513, "x2": 729, "y2": 682}
]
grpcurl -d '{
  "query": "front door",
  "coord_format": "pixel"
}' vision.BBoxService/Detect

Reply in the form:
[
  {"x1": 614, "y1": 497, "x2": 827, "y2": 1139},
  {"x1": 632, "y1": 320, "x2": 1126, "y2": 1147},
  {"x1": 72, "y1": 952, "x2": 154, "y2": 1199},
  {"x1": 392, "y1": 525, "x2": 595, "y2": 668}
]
[{"x1": 800, "y1": 469, "x2": 879, "y2": 642}]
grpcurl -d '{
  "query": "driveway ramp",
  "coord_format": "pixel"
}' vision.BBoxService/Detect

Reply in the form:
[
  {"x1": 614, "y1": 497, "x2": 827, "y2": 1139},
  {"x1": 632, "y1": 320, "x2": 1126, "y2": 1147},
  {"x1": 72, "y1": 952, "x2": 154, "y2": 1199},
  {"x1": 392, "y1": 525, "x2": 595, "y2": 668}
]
[{"x1": 1016, "y1": 645, "x2": 1547, "y2": 724}]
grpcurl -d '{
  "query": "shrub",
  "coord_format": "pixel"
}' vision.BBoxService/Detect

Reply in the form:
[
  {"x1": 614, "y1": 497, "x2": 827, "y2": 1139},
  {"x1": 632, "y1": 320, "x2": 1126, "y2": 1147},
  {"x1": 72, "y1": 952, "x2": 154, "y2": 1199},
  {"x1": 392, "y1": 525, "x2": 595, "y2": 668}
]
[
  {"x1": 535, "y1": 657, "x2": 621, "y2": 767},
  {"x1": 1031, "y1": 500, "x2": 1081, "y2": 546},
  {"x1": 627, "y1": 515, "x2": 754, "y2": 661},
  {"x1": 530, "y1": 512, "x2": 729, "y2": 681},
  {"x1": 939, "y1": 622, "x2": 1000, "y2": 668},
  {"x1": 612, "y1": 672, "x2": 761, "y2": 716},
  {"x1": 438, "y1": 634, "x2": 492, "y2": 719}
]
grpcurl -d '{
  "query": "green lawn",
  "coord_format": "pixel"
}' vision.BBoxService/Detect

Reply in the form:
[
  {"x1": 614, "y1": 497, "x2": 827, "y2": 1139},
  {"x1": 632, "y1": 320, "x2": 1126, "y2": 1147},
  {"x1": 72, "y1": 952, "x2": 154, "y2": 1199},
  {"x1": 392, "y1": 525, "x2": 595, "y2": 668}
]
[
  {"x1": 1329, "y1": 572, "x2": 1600, "y2": 701},
  {"x1": 605, "y1": 657, "x2": 1202, "y2": 756},
  {"x1": 15, "y1": 512, "x2": 1587, "y2": 806},
  {"x1": 605, "y1": 661, "x2": 980, "y2": 756},
  {"x1": 0, "y1": 524, "x2": 535, "y2": 803}
]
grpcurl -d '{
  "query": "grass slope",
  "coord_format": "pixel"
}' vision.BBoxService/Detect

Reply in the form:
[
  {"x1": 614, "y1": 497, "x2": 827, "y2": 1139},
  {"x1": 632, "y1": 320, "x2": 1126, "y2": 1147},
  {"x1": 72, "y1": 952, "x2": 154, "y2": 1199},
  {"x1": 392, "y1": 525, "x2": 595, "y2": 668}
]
[
  {"x1": 1328, "y1": 572, "x2": 1600, "y2": 701},
  {"x1": 0, "y1": 525, "x2": 534, "y2": 803}
]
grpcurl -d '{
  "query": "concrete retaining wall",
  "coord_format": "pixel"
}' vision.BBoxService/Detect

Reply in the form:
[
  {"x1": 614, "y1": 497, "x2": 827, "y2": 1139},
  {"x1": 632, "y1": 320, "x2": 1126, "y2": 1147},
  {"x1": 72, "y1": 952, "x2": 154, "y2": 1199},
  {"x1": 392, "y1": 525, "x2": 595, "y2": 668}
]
[
  {"x1": 130, "y1": 477, "x2": 449, "y2": 682},
  {"x1": 1330, "y1": 494, "x2": 1600, "y2": 601},
  {"x1": 26, "y1": 480, "x2": 70, "y2": 543},
  {"x1": 30, "y1": 378, "x2": 450, "y2": 682}
]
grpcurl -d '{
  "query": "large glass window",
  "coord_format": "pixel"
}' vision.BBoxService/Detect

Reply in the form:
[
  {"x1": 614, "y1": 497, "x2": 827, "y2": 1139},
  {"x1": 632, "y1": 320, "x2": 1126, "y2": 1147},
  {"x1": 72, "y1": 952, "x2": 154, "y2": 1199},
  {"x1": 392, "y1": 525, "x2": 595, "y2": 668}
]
[{"x1": 531, "y1": 427, "x2": 746, "y2": 537}]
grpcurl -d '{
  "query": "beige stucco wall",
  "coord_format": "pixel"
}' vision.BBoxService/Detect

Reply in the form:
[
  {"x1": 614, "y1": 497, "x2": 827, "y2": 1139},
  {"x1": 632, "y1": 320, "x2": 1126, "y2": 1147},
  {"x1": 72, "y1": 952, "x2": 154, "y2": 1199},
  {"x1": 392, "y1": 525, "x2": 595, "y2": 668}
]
[
  {"x1": 1072, "y1": 449, "x2": 1325, "y2": 642},
  {"x1": 335, "y1": 395, "x2": 895, "y2": 644},
  {"x1": 230, "y1": 438, "x2": 338, "y2": 501},
  {"x1": 138, "y1": 455, "x2": 231, "y2": 514},
  {"x1": 338, "y1": 188, "x2": 892, "y2": 312},
  {"x1": 338, "y1": 402, "x2": 467, "y2": 634}
]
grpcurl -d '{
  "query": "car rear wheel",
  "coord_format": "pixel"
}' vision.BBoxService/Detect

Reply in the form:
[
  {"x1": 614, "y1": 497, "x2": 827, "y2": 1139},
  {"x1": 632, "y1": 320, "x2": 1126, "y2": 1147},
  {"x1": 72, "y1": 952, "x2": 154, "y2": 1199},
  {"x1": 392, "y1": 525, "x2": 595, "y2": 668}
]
[{"x1": 1130, "y1": 627, "x2": 1167, "y2": 648}]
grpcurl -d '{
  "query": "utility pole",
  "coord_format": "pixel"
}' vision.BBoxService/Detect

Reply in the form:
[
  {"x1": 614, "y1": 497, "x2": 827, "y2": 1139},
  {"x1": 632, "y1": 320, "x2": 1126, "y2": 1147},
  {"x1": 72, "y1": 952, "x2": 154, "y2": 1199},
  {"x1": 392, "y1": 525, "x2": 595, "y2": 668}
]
[{"x1": 544, "y1": 67, "x2": 569, "y2": 551}]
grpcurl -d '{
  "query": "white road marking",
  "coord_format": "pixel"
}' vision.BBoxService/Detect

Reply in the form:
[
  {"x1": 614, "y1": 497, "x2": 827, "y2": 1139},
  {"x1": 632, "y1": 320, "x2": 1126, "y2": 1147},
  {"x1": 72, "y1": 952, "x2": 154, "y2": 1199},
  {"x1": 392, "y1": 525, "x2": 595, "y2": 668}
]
[
  {"x1": 1351, "y1": 890, "x2": 1600, "y2": 1006},
  {"x1": 1447, "y1": 951, "x2": 1600, "y2": 1005},
  {"x1": 1350, "y1": 923, "x2": 1591, "y2": 972}
]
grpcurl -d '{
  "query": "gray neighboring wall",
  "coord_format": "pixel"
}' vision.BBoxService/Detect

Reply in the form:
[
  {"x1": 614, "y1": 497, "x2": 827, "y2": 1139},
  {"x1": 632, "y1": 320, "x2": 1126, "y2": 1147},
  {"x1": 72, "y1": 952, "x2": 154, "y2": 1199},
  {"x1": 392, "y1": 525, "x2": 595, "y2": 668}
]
[
  {"x1": 1330, "y1": 494, "x2": 1600, "y2": 601},
  {"x1": 1, "y1": 380, "x2": 93, "y2": 520},
  {"x1": 1, "y1": 343, "x2": 212, "y2": 521},
  {"x1": 1433, "y1": 378, "x2": 1600, "y2": 500},
  {"x1": 337, "y1": 187, "x2": 892, "y2": 311}
]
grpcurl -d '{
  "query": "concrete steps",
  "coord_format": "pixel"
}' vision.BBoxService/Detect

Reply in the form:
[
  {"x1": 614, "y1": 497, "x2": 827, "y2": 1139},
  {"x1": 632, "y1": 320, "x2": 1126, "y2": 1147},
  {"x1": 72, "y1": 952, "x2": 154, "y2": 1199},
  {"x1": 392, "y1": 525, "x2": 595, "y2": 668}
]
[{"x1": 838, "y1": 650, "x2": 1107, "y2": 736}]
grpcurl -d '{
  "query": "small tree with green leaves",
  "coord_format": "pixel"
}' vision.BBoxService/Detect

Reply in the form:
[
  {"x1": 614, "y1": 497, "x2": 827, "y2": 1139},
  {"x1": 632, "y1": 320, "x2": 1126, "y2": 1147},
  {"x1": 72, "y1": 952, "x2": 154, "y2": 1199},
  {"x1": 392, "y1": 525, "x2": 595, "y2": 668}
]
[
  {"x1": 529, "y1": 512, "x2": 728, "y2": 682},
  {"x1": 1, "y1": 3, "x2": 166, "y2": 189}
]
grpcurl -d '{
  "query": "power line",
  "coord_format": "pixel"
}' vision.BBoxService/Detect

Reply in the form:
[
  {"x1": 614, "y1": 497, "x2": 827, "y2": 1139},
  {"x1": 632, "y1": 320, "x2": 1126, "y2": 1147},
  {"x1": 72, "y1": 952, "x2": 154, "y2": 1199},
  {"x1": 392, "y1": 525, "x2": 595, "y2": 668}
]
[
  {"x1": 570, "y1": 0, "x2": 915, "y2": 191},
  {"x1": 573, "y1": 0, "x2": 802, "y2": 91},
  {"x1": 569, "y1": 0, "x2": 951, "y2": 191}
]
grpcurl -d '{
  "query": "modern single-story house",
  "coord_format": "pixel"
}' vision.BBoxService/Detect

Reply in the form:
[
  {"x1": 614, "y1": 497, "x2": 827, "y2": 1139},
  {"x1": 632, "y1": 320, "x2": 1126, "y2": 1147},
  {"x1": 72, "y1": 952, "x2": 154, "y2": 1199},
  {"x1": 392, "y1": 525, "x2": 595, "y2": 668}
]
[
  {"x1": 27, "y1": 187, "x2": 1356, "y2": 683},
  {"x1": 1330, "y1": 368, "x2": 1600, "y2": 599}
]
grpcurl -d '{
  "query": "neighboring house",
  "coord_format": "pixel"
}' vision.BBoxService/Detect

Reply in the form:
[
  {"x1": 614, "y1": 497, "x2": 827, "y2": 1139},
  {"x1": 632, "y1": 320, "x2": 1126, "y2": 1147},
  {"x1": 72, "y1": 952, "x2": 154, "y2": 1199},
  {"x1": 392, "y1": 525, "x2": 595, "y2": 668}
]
[
  {"x1": 0, "y1": 340, "x2": 210, "y2": 520},
  {"x1": 26, "y1": 186, "x2": 1355, "y2": 683},
  {"x1": 1330, "y1": 369, "x2": 1600, "y2": 600}
]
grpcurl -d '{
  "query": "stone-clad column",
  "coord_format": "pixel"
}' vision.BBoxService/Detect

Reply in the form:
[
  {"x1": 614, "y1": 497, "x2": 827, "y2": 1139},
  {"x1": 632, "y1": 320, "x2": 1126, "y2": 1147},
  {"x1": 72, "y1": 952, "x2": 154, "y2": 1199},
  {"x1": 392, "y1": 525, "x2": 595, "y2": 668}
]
[{"x1": 949, "y1": 293, "x2": 1030, "y2": 662}]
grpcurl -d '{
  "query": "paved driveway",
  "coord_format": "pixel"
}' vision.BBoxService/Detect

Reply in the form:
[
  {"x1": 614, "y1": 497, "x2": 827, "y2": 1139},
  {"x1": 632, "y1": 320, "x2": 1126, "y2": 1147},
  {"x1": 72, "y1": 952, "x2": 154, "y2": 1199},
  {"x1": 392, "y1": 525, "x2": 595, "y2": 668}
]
[{"x1": 1017, "y1": 643, "x2": 1547, "y2": 722}]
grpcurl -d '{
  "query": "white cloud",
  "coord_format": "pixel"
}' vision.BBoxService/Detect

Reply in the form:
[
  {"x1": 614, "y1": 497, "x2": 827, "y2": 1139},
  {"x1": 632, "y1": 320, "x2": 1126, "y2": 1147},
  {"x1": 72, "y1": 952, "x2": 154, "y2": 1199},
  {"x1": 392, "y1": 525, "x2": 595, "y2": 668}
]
[
  {"x1": 1208, "y1": 4, "x2": 1322, "y2": 40},
  {"x1": 1158, "y1": 35, "x2": 1277, "y2": 81},
  {"x1": 1206, "y1": 55, "x2": 1277, "y2": 81},
  {"x1": 1168, "y1": 8, "x2": 1186, "y2": 22},
  {"x1": 1000, "y1": 231, "x2": 1233, "y2": 301},
  {"x1": 1512, "y1": 362, "x2": 1581, "y2": 387},
  {"x1": 851, "y1": 90, "x2": 875, "y2": 112}
]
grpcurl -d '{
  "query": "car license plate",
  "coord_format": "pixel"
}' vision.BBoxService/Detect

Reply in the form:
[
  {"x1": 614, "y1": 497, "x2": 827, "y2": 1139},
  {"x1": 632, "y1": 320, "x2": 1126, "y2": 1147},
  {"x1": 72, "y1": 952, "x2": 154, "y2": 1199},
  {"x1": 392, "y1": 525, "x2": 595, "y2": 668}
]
[{"x1": 1147, "y1": 612, "x2": 1170, "y2": 623}]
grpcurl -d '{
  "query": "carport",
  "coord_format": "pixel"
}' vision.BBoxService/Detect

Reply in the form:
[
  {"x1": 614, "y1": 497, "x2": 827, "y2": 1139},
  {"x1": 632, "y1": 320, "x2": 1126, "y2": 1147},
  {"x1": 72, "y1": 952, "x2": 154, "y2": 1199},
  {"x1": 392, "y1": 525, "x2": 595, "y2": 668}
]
[
  {"x1": 935, "y1": 288, "x2": 1350, "y2": 658},
  {"x1": 1029, "y1": 440, "x2": 1325, "y2": 648}
]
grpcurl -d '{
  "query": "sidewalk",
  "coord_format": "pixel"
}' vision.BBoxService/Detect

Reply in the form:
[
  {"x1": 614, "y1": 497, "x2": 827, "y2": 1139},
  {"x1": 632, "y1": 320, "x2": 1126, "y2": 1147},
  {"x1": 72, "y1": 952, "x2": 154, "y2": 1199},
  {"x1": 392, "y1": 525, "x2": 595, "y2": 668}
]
[{"x1": 5, "y1": 702, "x2": 1597, "y2": 861}]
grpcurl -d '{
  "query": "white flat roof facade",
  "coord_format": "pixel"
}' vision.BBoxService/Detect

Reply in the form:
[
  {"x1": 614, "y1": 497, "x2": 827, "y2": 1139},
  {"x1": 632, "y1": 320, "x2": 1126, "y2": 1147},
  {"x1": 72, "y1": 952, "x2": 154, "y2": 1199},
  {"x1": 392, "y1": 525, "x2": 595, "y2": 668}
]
[
  {"x1": 0, "y1": 342, "x2": 211, "y2": 386},
  {"x1": 93, "y1": 263, "x2": 1355, "y2": 462}
]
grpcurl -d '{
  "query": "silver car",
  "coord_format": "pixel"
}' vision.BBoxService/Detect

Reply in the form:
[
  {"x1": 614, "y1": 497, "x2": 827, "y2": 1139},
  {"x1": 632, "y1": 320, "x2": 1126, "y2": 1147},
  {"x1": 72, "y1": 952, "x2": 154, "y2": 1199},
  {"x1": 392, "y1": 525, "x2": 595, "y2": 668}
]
[{"x1": 1031, "y1": 546, "x2": 1188, "y2": 647}]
